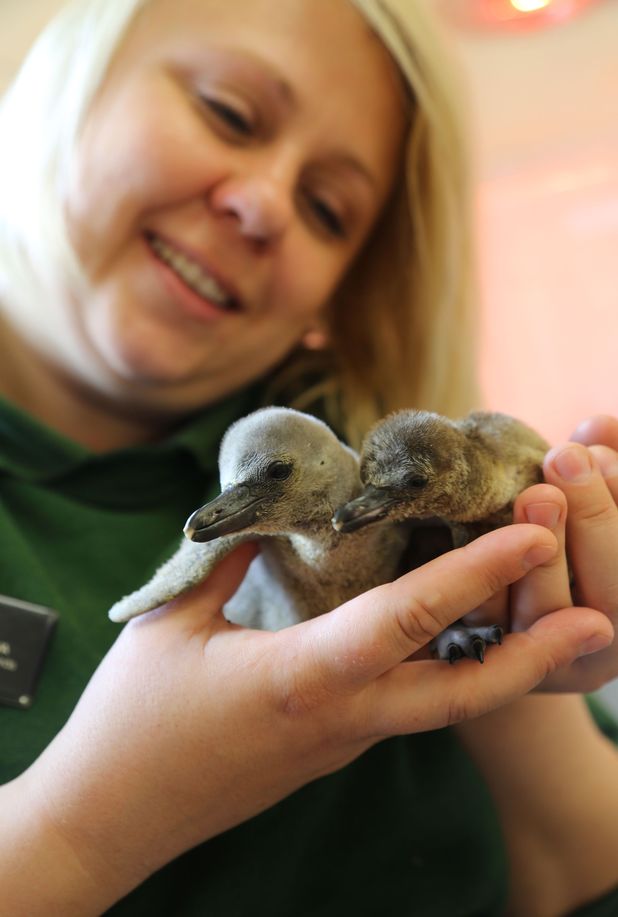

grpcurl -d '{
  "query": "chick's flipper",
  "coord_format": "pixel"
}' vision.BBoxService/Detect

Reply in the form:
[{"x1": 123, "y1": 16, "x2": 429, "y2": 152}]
[{"x1": 108, "y1": 535, "x2": 245, "y2": 622}]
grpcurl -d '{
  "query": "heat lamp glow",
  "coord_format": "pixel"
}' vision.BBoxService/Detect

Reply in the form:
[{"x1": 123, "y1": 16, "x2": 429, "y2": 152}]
[
  {"x1": 443, "y1": 0, "x2": 602, "y2": 31},
  {"x1": 510, "y1": 0, "x2": 551, "y2": 11}
]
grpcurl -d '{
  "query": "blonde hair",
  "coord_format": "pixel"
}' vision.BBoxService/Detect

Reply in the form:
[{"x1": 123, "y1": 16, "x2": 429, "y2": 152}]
[
  {"x1": 0, "y1": 0, "x2": 147, "y2": 323},
  {"x1": 0, "y1": 0, "x2": 479, "y2": 448},
  {"x1": 284, "y1": 0, "x2": 481, "y2": 446}
]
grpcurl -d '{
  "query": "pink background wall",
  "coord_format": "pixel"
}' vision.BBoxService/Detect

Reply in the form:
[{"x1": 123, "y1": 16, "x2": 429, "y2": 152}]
[
  {"x1": 444, "y1": 1, "x2": 618, "y2": 443},
  {"x1": 478, "y1": 151, "x2": 617, "y2": 443}
]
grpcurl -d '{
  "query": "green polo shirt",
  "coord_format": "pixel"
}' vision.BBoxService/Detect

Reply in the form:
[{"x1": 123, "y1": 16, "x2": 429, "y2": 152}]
[{"x1": 1, "y1": 391, "x2": 616, "y2": 917}]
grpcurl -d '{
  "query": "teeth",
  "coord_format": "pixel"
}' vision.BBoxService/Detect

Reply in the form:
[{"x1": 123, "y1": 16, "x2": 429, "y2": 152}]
[{"x1": 148, "y1": 234, "x2": 234, "y2": 308}]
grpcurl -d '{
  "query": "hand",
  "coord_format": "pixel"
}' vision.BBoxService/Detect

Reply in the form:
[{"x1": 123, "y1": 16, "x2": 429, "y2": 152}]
[
  {"x1": 509, "y1": 414, "x2": 618, "y2": 692},
  {"x1": 14, "y1": 525, "x2": 610, "y2": 914}
]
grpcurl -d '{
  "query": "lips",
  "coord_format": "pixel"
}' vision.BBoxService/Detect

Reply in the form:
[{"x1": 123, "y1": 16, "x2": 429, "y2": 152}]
[{"x1": 144, "y1": 229, "x2": 244, "y2": 312}]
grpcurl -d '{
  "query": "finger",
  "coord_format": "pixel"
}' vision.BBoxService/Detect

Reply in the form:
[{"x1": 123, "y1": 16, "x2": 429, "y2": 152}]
[
  {"x1": 535, "y1": 618, "x2": 616, "y2": 693},
  {"x1": 301, "y1": 523, "x2": 558, "y2": 693},
  {"x1": 510, "y1": 484, "x2": 571, "y2": 630},
  {"x1": 543, "y1": 444, "x2": 618, "y2": 620},
  {"x1": 460, "y1": 587, "x2": 509, "y2": 631},
  {"x1": 588, "y1": 445, "x2": 618, "y2": 504},
  {"x1": 366, "y1": 606, "x2": 613, "y2": 735},
  {"x1": 570, "y1": 413, "x2": 618, "y2": 503},
  {"x1": 150, "y1": 541, "x2": 259, "y2": 628},
  {"x1": 571, "y1": 415, "x2": 618, "y2": 452}
]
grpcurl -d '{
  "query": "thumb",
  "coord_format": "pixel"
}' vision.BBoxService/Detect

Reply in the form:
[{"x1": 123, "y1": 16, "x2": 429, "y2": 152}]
[{"x1": 168, "y1": 541, "x2": 259, "y2": 623}]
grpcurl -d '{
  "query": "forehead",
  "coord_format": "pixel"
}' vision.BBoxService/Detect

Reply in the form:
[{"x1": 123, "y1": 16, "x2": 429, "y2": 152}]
[
  {"x1": 112, "y1": 0, "x2": 408, "y2": 185},
  {"x1": 126, "y1": 0, "x2": 408, "y2": 107},
  {"x1": 134, "y1": 0, "x2": 399, "y2": 67}
]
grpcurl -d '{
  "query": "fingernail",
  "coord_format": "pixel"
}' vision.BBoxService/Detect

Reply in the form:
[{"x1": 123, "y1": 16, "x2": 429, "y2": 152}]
[
  {"x1": 571, "y1": 419, "x2": 595, "y2": 441},
  {"x1": 522, "y1": 543, "x2": 557, "y2": 571},
  {"x1": 524, "y1": 502, "x2": 561, "y2": 529},
  {"x1": 577, "y1": 634, "x2": 612, "y2": 657},
  {"x1": 551, "y1": 445, "x2": 592, "y2": 483}
]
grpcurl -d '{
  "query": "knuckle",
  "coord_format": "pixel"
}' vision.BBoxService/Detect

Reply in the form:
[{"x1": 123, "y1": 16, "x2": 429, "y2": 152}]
[
  {"x1": 265, "y1": 645, "x2": 316, "y2": 719},
  {"x1": 444, "y1": 696, "x2": 471, "y2": 727},
  {"x1": 520, "y1": 631, "x2": 562, "y2": 680},
  {"x1": 570, "y1": 499, "x2": 617, "y2": 528},
  {"x1": 443, "y1": 684, "x2": 489, "y2": 727},
  {"x1": 270, "y1": 645, "x2": 352, "y2": 727},
  {"x1": 392, "y1": 593, "x2": 445, "y2": 652},
  {"x1": 535, "y1": 652, "x2": 560, "y2": 684},
  {"x1": 459, "y1": 540, "x2": 513, "y2": 597},
  {"x1": 476, "y1": 563, "x2": 510, "y2": 601},
  {"x1": 274, "y1": 667, "x2": 328, "y2": 719}
]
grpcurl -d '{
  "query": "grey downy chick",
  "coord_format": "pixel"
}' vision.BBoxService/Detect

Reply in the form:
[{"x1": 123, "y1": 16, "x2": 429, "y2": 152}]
[
  {"x1": 333, "y1": 410, "x2": 549, "y2": 662},
  {"x1": 109, "y1": 407, "x2": 408, "y2": 630}
]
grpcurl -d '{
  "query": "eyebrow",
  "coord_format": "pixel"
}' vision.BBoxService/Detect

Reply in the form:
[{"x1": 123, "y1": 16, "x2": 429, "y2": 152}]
[
  {"x1": 218, "y1": 47, "x2": 379, "y2": 193},
  {"x1": 325, "y1": 152, "x2": 379, "y2": 192}
]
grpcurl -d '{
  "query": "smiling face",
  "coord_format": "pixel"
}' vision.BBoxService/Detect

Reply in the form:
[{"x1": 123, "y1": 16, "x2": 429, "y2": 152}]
[{"x1": 61, "y1": 0, "x2": 407, "y2": 417}]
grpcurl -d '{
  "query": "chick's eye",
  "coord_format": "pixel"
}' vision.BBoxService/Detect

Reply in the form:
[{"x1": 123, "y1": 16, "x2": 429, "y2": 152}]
[
  {"x1": 408, "y1": 474, "x2": 428, "y2": 489},
  {"x1": 201, "y1": 97, "x2": 254, "y2": 137},
  {"x1": 267, "y1": 461, "x2": 293, "y2": 481}
]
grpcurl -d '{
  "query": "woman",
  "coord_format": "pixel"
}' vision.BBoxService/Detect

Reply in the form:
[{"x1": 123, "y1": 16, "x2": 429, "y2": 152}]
[{"x1": 1, "y1": 1, "x2": 617, "y2": 914}]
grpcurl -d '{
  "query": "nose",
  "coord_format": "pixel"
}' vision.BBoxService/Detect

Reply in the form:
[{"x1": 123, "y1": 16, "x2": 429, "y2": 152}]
[{"x1": 209, "y1": 159, "x2": 296, "y2": 246}]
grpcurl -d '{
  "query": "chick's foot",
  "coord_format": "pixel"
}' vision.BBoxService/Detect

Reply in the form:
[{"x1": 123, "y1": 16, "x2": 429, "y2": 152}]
[{"x1": 431, "y1": 621, "x2": 503, "y2": 664}]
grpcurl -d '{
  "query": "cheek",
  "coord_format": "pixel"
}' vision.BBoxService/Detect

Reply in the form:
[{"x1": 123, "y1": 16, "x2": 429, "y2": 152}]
[
  {"x1": 67, "y1": 79, "x2": 211, "y2": 273},
  {"x1": 274, "y1": 241, "x2": 355, "y2": 327}
]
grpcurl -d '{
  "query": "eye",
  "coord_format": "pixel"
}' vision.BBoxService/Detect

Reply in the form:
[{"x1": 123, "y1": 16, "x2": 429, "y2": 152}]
[
  {"x1": 307, "y1": 196, "x2": 346, "y2": 239},
  {"x1": 201, "y1": 97, "x2": 254, "y2": 138},
  {"x1": 266, "y1": 461, "x2": 293, "y2": 481},
  {"x1": 407, "y1": 474, "x2": 428, "y2": 489}
]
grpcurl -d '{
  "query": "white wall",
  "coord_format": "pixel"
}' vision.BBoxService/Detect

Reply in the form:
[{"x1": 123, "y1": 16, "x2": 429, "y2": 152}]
[{"x1": 0, "y1": 0, "x2": 64, "y2": 90}]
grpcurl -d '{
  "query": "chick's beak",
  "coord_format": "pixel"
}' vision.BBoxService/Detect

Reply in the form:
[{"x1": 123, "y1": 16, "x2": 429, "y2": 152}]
[
  {"x1": 332, "y1": 485, "x2": 399, "y2": 533},
  {"x1": 184, "y1": 483, "x2": 269, "y2": 542}
]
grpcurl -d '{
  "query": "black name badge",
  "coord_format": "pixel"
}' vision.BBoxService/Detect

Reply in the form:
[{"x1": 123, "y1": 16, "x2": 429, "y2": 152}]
[{"x1": 0, "y1": 595, "x2": 59, "y2": 709}]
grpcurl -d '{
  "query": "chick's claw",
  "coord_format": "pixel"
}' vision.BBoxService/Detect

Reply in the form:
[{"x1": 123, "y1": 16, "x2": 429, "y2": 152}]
[{"x1": 431, "y1": 621, "x2": 504, "y2": 664}]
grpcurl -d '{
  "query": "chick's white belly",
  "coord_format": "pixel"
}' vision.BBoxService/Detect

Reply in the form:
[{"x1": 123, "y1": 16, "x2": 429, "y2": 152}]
[{"x1": 223, "y1": 554, "x2": 301, "y2": 631}]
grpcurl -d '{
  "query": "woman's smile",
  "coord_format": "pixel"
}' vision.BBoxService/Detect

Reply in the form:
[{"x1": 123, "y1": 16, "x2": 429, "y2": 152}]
[{"x1": 143, "y1": 229, "x2": 244, "y2": 322}]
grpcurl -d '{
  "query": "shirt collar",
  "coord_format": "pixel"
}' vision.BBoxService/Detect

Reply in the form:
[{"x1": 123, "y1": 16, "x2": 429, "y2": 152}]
[{"x1": 0, "y1": 385, "x2": 262, "y2": 505}]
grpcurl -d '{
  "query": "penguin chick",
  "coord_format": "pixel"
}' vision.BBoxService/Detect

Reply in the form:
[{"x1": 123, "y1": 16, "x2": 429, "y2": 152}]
[
  {"x1": 335, "y1": 410, "x2": 548, "y2": 542},
  {"x1": 333, "y1": 409, "x2": 549, "y2": 662},
  {"x1": 109, "y1": 407, "x2": 407, "y2": 630}
]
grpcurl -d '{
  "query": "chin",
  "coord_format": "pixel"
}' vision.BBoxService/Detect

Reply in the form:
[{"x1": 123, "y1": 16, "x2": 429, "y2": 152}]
[
  {"x1": 115, "y1": 341, "x2": 195, "y2": 385},
  {"x1": 91, "y1": 313, "x2": 203, "y2": 383},
  {"x1": 92, "y1": 329, "x2": 253, "y2": 417}
]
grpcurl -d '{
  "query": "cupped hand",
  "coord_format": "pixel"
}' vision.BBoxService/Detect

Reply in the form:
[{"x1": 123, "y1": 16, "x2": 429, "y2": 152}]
[
  {"x1": 509, "y1": 414, "x2": 618, "y2": 692},
  {"x1": 22, "y1": 523, "x2": 611, "y2": 908}
]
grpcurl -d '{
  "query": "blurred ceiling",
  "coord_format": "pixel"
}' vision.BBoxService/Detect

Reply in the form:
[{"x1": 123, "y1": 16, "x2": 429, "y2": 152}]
[
  {"x1": 437, "y1": 0, "x2": 618, "y2": 175},
  {"x1": 2, "y1": 0, "x2": 616, "y2": 179}
]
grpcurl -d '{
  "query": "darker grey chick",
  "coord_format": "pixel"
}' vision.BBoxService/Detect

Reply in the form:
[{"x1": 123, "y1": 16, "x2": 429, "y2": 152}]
[{"x1": 333, "y1": 410, "x2": 549, "y2": 663}]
